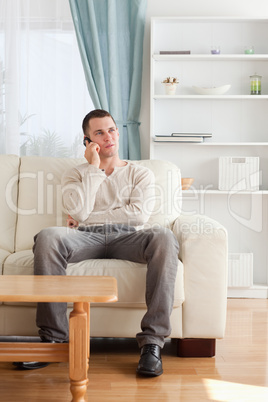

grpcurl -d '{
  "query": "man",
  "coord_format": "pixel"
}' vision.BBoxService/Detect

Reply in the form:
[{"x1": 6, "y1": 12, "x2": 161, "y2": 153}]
[{"x1": 14, "y1": 109, "x2": 179, "y2": 376}]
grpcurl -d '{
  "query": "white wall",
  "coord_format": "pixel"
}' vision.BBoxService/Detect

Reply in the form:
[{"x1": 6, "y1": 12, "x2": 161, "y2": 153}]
[{"x1": 140, "y1": 0, "x2": 268, "y2": 159}]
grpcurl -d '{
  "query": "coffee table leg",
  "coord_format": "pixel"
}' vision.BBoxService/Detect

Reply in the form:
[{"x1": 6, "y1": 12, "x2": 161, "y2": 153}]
[
  {"x1": 83, "y1": 302, "x2": 90, "y2": 373},
  {"x1": 69, "y1": 302, "x2": 89, "y2": 402}
]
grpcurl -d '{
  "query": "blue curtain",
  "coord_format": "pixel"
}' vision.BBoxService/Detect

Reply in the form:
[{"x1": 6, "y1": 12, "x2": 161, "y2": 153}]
[{"x1": 69, "y1": 0, "x2": 147, "y2": 160}]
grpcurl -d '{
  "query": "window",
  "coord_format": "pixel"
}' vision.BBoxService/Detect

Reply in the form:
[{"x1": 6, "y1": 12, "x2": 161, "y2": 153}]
[{"x1": 0, "y1": 0, "x2": 94, "y2": 157}]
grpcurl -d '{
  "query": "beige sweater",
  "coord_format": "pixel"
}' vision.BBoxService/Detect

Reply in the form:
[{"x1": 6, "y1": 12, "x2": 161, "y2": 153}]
[{"x1": 61, "y1": 161, "x2": 155, "y2": 227}]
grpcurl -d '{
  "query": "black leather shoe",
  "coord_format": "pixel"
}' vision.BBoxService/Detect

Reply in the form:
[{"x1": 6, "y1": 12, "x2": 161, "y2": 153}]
[
  {"x1": 136, "y1": 344, "x2": 163, "y2": 376},
  {"x1": 13, "y1": 337, "x2": 67, "y2": 370}
]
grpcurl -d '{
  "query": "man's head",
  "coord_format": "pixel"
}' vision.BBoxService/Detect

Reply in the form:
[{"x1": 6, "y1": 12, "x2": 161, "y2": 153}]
[
  {"x1": 82, "y1": 109, "x2": 116, "y2": 138},
  {"x1": 82, "y1": 109, "x2": 120, "y2": 159}
]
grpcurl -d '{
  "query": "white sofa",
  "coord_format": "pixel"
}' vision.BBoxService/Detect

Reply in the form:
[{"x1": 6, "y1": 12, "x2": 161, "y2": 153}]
[{"x1": 0, "y1": 155, "x2": 228, "y2": 357}]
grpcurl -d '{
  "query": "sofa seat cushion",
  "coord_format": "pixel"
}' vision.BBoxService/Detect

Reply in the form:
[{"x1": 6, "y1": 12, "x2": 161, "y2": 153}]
[{"x1": 3, "y1": 250, "x2": 184, "y2": 308}]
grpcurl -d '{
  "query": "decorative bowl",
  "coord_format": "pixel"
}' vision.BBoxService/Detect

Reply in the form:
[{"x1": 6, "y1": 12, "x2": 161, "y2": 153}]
[
  {"x1": 181, "y1": 178, "x2": 194, "y2": 190},
  {"x1": 192, "y1": 84, "x2": 231, "y2": 95}
]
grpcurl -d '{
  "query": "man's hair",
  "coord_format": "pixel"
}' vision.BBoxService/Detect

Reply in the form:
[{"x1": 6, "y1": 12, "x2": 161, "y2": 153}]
[{"x1": 82, "y1": 109, "x2": 116, "y2": 135}]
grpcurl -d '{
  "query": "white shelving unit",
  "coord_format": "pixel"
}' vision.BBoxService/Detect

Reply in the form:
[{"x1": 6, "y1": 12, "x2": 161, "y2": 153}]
[{"x1": 150, "y1": 17, "x2": 268, "y2": 298}]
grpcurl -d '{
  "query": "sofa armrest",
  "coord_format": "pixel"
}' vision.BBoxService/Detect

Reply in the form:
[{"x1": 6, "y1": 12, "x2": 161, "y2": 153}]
[{"x1": 172, "y1": 214, "x2": 228, "y2": 339}]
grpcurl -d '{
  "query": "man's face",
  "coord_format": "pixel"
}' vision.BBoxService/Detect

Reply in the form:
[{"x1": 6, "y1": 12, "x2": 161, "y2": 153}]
[{"x1": 86, "y1": 116, "x2": 120, "y2": 158}]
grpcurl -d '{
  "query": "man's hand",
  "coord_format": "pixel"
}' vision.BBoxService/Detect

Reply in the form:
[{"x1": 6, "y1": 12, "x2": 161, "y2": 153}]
[
  {"x1": 84, "y1": 141, "x2": 100, "y2": 168},
  {"x1": 67, "y1": 214, "x2": 79, "y2": 228}
]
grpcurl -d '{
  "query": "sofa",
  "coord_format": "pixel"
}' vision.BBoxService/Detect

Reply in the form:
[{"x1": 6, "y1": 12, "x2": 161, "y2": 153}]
[{"x1": 0, "y1": 154, "x2": 228, "y2": 357}]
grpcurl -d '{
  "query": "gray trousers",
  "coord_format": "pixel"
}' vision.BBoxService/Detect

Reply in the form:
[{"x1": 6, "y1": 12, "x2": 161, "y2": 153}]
[{"x1": 33, "y1": 224, "x2": 179, "y2": 348}]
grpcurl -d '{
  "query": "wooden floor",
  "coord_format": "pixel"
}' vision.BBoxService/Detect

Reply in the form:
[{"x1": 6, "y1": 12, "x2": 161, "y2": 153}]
[{"x1": 0, "y1": 299, "x2": 268, "y2": 401}]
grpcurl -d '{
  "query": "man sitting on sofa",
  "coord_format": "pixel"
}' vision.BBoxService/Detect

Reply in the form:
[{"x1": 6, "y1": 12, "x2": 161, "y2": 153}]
[{"x1": 14, "y1": 109, "x2": 179, "y2": 376}]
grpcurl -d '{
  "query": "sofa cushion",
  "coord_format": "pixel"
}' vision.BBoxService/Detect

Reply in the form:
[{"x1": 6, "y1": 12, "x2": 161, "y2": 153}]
[
  {"x1": 3, "y1": 250, "x2": 184, "y2": 308},
  {"x1": 0, "y1": 154, "x2": 20, "y2": 253}
]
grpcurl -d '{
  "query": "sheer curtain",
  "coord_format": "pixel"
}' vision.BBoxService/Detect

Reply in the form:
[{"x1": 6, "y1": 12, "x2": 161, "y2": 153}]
[{"x1": 0, "y1": 0, "x2": 94, "y2": 157}]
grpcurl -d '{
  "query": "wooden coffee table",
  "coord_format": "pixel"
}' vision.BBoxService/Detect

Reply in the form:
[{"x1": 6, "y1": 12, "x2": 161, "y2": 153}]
[{"x1": 0, "y1": 275, "x2": 118, "y2": 402}]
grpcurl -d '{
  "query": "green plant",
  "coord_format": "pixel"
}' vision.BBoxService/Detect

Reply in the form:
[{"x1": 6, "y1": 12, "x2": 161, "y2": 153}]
[
  {"x1": 162, "y1": 77, "x2": 179, "y2": 84},
  {"x1": 20, "y1": 129, "x2": 70, "y2": 158}
]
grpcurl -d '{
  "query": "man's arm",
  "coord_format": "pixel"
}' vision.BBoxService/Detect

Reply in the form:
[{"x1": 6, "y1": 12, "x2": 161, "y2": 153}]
[
  {"x1": 88, "y1": 167, "x2": 156, "y2": 226},
  {"x1": 62, "y1": 140, "x2": 104, "y2": 224},
  {"x1": 61, "y1": 164, "x2": 106, "y2": 223}
]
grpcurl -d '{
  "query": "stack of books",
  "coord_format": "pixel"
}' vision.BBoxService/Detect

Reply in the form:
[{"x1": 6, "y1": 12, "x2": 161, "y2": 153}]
[{"x1": 154, "y1": 133, "x2": 212, "y2": 143}]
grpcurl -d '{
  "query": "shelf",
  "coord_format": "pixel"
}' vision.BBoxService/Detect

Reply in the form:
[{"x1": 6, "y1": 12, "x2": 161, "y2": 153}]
[
  {"x1": 152, "y1": 16, "x2": 268, "y2": 23},
  {"x1": 153, "y1": 140, "x2": 268, "y2": 146},
  {"x1": 182, "y1": 189, "x2": 268, "y2": 195},
  {"x1": 153, "y1": 54, "x2": 268, "y2": 61},
  {"x1": 151, "y1": 17, "x2": 268, "y2": 297},
  {"x1": 153, "y1": 95, "x2": 268, "y2": 100}
]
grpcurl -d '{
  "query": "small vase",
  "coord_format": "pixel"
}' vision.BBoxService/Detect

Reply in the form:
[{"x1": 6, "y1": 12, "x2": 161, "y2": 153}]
[{"x1": 163, "y1": 83, "x2": 178, "y2": 95}]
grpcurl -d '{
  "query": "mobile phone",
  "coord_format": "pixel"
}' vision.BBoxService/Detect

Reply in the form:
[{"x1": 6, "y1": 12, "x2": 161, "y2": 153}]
[{"x1": 83, "y1": 136, "x2": 91, "y2": 146}]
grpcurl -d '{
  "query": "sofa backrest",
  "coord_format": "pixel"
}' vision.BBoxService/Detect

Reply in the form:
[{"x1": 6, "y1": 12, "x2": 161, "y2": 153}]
[
  {"x1": 137, "y1": 159, "x2": 181, "y2": 227},
  {"x1": 15, "y1": 156, "x2": 84, "y2": 251},
  {"x1": 15, "y1": 156, "x2": 181, "y2": 251},
  {"x1": 0, "y1": 154, "x2": 20, "y2": 253}
]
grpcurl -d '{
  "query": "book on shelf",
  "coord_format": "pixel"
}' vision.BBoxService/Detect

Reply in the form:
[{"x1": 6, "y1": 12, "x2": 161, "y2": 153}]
[
  {"x1": 154, "y1": 135, "x2": 203, "y2": 143},
  {"x1": 160, "y1": 50, "x2": 191, "y2": 55},
  {"x1": 171, "y1": 133, "x2": 212, "y2": 138}
]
